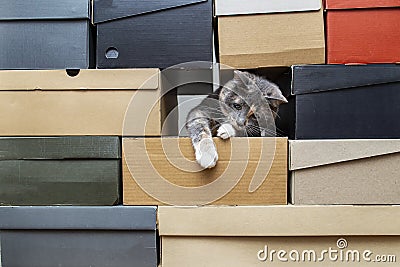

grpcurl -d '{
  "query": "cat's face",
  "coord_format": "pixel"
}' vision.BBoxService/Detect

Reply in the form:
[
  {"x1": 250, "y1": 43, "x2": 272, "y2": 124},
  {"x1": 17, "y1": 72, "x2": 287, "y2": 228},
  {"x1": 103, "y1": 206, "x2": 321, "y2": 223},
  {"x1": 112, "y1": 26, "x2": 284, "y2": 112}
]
[{"x1": 219, "y1": 70, "x2": 287, "y2": 135}]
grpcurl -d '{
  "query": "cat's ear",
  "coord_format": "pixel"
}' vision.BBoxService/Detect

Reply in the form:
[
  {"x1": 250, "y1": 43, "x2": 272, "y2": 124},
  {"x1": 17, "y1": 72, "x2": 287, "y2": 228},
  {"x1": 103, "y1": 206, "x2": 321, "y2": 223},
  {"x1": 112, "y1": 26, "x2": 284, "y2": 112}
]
[
  {"x1": 267, "y1": 91, "x2": 288, "y2": 108},
  {"x1": 269, "y1": 99, "x2": 287, "y2": 109},
  {"x1": 263, "y1": 82, "x2": 287, "y2": 106},
  {"x1": 233, "y1": 70, "x2": 243, "y2": 78},
  {"x1": 233, "y1": 70, "x2": 251, "y2": 84}
]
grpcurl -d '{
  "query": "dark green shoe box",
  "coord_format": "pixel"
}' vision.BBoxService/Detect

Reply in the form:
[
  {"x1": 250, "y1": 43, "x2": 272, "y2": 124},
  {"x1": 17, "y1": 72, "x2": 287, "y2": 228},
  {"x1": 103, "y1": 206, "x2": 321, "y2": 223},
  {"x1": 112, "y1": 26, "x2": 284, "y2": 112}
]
[{"x1": 0, "y1": 136, "x2": 121, "y2": 205}]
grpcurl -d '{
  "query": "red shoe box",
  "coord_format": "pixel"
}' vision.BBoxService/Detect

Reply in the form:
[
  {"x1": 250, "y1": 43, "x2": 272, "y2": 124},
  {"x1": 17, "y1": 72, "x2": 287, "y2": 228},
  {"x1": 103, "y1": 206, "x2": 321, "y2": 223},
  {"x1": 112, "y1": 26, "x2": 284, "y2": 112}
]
[{"x1": 326, "y1": 0, "x2": 400, "y2": 64}]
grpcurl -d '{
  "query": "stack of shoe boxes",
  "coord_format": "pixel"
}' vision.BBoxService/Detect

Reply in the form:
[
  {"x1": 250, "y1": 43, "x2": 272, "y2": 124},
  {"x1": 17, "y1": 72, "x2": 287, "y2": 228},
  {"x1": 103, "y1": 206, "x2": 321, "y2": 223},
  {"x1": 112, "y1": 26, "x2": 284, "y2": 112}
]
[
  {"x1": 0, "y1": 0, "x2": 399, "y2": 266},
  {"x1": 289, "y1": 0, "x2": 400, "y2": 204},
  {"x1": 0, "y1": 1, "x2": 159, "y2": 266},
  {"x1": 158, "y1": 0, "x2": 400, "y2": 266}
]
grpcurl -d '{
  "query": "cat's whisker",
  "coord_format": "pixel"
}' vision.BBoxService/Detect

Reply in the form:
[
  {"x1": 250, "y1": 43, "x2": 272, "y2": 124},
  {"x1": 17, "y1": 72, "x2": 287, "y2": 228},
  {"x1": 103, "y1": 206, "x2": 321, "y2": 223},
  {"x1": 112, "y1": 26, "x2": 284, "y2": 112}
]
[
  {"x1": 274, "y1": 127, "x2": 286, "y2": 135},
  {"x1": 245, "y1": 125, "x2": 286, "y2": 137},
  {"x1": 271, "y1": 111, "x2": 281, "y2": 119},
  {"x1": 256, "y1": 125, "x2": 285, "y2": 136},
  {"x1": 245, "y1": 125, "x2": 261, "y2": 137}
]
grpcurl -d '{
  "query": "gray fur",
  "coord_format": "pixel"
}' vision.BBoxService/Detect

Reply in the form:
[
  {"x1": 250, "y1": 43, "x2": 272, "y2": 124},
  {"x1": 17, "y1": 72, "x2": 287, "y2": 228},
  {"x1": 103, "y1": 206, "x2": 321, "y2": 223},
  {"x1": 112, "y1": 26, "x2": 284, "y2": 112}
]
[{"x1": 186, "y1": 70, "x2": 287, "y2": 169}]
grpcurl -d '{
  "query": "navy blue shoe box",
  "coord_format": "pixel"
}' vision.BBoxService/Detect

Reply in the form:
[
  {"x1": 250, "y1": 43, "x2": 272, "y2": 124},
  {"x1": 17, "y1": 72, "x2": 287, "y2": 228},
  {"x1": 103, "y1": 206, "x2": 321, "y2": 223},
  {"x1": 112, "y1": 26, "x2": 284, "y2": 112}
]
[
  {"x1": 288, "y1": 64, "x2": 400, "y2": 139},
  {"x1": 93, "y1": 0, "x2": 213, "y2": 69}
]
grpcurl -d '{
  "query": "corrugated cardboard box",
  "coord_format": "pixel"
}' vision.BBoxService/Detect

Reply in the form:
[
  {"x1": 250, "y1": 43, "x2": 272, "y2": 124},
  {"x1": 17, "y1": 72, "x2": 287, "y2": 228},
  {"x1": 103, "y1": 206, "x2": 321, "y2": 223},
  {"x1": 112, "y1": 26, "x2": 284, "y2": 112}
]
[
  {"x1": 291, "y1": 64, "x2": 400, "y2": 139},
  {"x1": 0, "y1": 69, "x2": 161, "y2": 136},
  {"x1": 0, "y1": 0, "x2": 92, "y2": 69},
  {"x1": 159, "y1": 205, "x2": 400, "y2": 266},
  {"x1": 93, "y1": 0, "x2": 212, "y2": 68},
  {"x1": 123, "y1": 137, "x2": 287, "y2": 205},
  {"x1": 0, "y1": 137, "x2": 121, "y2": 206},
  {"x1": 216, "y1": 0, "x2": 325, "y2": 68},
  {"x1": 289, "y1": 139, "x2": 400, "y2": 205},
  {"x1": 326, "y1": 0, "x2": 400, "y2": 64},
  {"x1": 0, "y1": 206, "x2": 157, "y2": 267}
]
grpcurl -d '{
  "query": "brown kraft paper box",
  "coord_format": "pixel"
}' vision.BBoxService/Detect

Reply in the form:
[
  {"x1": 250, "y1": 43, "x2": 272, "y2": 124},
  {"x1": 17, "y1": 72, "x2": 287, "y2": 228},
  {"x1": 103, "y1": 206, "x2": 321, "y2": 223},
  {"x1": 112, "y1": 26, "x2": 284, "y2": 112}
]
[
  {"x1": 0, "y1": 69, "x2": 161, "y2": 136},
  {"x1": 216, "y1": 0, "x2": 325, "y2": 68},
  {"x1": 123, "y1": 137, "x2": 287, "y2": 206},
  {"x1": 289, "y1": 139, "x2": 400, "y2": 204},
  {"x1": 159, "y1": 205, "x2": 400, "y2": 267}
]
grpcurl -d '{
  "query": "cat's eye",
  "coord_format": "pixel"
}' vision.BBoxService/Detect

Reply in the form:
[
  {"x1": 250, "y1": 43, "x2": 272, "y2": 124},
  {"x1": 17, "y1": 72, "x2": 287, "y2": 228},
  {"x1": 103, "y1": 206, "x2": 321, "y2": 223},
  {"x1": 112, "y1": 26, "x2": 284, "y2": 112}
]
[{"x1": 233, "y1": 103, "x2": 242, "y2": 110}]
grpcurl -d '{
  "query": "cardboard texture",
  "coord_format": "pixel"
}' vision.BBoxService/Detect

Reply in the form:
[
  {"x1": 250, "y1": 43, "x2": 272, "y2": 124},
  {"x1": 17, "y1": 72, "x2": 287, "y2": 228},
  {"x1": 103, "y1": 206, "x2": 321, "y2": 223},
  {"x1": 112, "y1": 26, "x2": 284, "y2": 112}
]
[
  {"x1": 289, "y1": 139, "x2": 400, "y2": 205},
  {"x1": 159, "y1": 206, "x2": 400, "y2": 267},
  {"x1": 123, "y1": 137, "x2": 287, "y2": 206},
  {"x1": 326, "y1": 0, "x2": 400, "y2": 64},
  {"x1": 0, "y1": 69, "x2": 162, "y2": 136},
  {"x1": 93, "y1": 0, "x2": 212, "y2": 68},
  {"x1": 217, "y1": 0, "x2": 325, "y2": 68},
  {"x1": 0, "y1": 137, "x2": 121, "y2": 206},
  {"x1": 0, "y1": 206, "x2": 157, "y2": 267},
  {"x1": 0, "y1": 0, "x2": 92, "y2": 69},
  {"x1": 291, "y1": 64, "x2": 400, "y2": 139},
  {"x1": 158, "y1": 206, "x2": 400, "y2": 236}
]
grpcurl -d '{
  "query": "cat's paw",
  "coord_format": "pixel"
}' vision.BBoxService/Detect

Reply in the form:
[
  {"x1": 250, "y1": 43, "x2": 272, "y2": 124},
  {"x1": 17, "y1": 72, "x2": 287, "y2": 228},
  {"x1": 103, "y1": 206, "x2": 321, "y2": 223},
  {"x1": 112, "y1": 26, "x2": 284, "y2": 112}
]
[
  {"x1": 195, "y1": 138, "x2": 218, "y2": 169},
  {"x1": 217, "y1": 123, "x2": 236, "y2": 140}
]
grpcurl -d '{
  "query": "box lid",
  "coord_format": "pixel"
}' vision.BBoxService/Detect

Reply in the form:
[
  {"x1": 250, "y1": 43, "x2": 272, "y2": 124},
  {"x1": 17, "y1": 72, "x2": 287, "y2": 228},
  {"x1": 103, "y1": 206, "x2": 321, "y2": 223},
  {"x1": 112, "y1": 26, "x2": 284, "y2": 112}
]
[
  {"x1": 215, "y1": 0, "x2": 321, "y2": 16},
  {"x1": 0, "y1": 137, "x2": 120, "y2": 160},
  {"x1": 0, "y1": 69, "x2": 159, "y2": 90},
  {"x1": 158, "y1": 206, "x2": 400, "y2": 236},
  {"x1": 289, "y1": 139, "x2": 400, "y2": 170},
  {"x1": 291, "y1": 64, "x2": 400, "y2": 95},
  {"x1": 93, "y1": 0, "x2": 207, "y2": 24},
  {"x1": 0, "y1": 206, "x2": 156, "y2": 230},
  {"x1": 0, "y1": 0, "x2": 90, "y2": 20},
  {"x1": 325, "y1": 0, "x2": 400, "y2": 10}
]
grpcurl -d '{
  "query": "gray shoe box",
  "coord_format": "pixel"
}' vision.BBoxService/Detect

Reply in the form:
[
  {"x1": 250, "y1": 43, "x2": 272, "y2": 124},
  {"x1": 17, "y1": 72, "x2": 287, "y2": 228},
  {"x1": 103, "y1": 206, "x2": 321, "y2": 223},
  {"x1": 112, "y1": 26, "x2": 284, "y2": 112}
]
[
  {"x1": 0, "y1": 206, "x2": 158, "y2": 267},
  {"x1": 0, "y1": 0, "x2": 92, "y2": 69}
]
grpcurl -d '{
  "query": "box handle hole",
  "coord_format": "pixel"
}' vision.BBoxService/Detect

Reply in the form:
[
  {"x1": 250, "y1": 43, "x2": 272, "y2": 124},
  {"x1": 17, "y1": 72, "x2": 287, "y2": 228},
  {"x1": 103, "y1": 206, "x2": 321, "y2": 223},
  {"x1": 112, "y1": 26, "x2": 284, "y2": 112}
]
[
  {"x1": 106, "y1": 47, "x2": 119, "y2": 59},
  {"x1": 66, "y1": 69, "x2": 80, "y2": 77}
]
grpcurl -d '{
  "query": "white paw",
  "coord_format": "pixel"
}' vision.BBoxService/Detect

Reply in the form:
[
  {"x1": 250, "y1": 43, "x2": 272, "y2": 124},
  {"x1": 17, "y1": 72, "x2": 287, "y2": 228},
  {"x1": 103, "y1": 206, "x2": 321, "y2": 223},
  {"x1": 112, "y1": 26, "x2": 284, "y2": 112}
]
[
  {"x1": 217, "y1": 123, "x2": 236, "y2": 140},
  {"x1": 195, "y1": 138, "x2": 218, "y2": 169}
]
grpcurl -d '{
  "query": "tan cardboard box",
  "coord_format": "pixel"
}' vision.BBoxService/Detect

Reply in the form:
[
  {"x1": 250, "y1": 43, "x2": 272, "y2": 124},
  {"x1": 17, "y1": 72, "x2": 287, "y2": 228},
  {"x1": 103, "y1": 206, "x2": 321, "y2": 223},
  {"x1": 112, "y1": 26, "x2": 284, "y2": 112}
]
[
  {"x1": 216, "y1": 0, "x2": 325, "y2": 68},
  {"x1": 290, "y1": 140, "x2": 400, "y2": 205},
  {"x1": 123, "y1": 137, "x2": 287, "y2": 205},
  {"x1": 159, "y1": 205, "x2": 400, "y2": 267},
  {"x1": 0, "y1": 69, "x2": 161, "y2": 136}
]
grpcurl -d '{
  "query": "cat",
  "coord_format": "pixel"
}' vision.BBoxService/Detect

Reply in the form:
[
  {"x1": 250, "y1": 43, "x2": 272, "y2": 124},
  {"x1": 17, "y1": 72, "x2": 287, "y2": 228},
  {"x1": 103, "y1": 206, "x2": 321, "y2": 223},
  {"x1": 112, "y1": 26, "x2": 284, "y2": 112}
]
[{"x1": 186, "y1": 70, "x2": 288, "y2": 169}]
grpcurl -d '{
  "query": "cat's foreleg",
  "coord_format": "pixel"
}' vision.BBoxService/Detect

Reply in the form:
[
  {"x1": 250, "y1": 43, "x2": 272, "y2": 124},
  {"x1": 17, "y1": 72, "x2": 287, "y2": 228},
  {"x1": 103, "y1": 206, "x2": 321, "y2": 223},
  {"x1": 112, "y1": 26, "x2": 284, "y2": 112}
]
[
  {"x1": 186, "y1": 115, "x2": 218, "y2": 169},
  {"x1": 216, "y1": 123, "x2": 236, "y2": 139}
]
